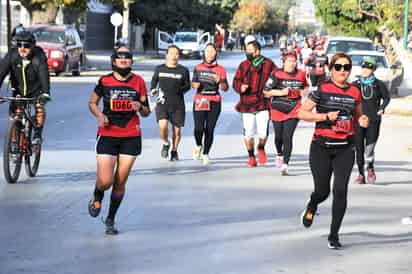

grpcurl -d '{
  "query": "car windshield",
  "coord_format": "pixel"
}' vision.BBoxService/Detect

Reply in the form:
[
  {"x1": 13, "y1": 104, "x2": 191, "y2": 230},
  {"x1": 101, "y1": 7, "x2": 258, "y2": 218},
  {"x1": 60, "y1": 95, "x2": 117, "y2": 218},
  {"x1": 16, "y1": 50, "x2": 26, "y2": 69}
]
[
  {"x1": 31, "y1": 29, "x2": 65, "y2": 44},
  {"x1": 326, "y1": 40, "x2": 374, "y2": 54},
  {"x1": 350, "y1": 55, "x2": 388, "y2": 69},
  {"x1": 264, "y1": 36, "x2": 272, "y2": 41},
  {"x1": 174, "y1": 34, "x2": 197, "y2": 43}
]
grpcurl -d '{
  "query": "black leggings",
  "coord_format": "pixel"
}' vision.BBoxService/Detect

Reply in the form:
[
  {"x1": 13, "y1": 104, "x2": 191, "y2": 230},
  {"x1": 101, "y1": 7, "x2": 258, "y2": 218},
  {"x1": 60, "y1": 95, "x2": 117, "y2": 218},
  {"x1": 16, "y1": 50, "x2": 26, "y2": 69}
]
[
  {"x1": 308, "y1": 141, "x2": 355, "y2": 239},
  {"x1": 355, "y1": 120, "x2": 381, "y2": 174},
  {"x1": 193, "y1": 101, "x2": 221, "y2": 155},
  {"x1": 273, "y1": 118, "x2": 299, "y2": 164}
]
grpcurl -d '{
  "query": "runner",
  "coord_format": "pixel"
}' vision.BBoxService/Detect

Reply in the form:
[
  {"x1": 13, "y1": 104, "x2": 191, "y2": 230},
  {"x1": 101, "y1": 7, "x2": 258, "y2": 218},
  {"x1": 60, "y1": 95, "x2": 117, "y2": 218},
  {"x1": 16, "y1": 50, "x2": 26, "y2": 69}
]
[
  {"x1": 192, "y1": 43, "x2": 228, "y2": 165},
  {"x1": 301, "y1": 41, "x2": 313, "y2": 72},
  {"x1": 353, "y1": 57, "x2": 390, "y2": 184},
  {"x1": 279, "y1": 33, "x2": 288, "y2": 55},
  {"x1": 88, "y1": 46, "x2": 150, "y2": 235},
  {"x1": 307, "y1": 49, "x2": 328, "y2": 87},
  {"x1": 151, "y1": 45, "x2": 191, "y2": 161},
  {"x1": 298, "y1": 53, "x2": 369, "y2": 249},
  {"x1": 233, "y1": 39, "x2": 277, "y2": 167},
  {"x1": 264, "y1": 50, "x2": 308, "y2": 175}
]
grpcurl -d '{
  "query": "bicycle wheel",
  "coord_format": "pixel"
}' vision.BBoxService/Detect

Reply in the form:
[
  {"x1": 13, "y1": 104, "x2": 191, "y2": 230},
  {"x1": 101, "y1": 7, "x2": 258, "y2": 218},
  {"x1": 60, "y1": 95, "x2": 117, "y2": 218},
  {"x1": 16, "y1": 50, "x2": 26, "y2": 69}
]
[
  {"x1": 25, "y1": 123, "x2": 41, "y2": 177},
  {"x1": 3, "y1": 119, "x2": 23, "y2": 183}
]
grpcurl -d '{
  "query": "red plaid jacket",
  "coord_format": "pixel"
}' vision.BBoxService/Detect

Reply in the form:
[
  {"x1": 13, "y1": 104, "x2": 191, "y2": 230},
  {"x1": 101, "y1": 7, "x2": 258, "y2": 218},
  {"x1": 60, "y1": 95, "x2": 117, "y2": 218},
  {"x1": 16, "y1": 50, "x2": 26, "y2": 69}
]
[{"x1": 233, "y1": 57, "x2": 277, "y2": 113}]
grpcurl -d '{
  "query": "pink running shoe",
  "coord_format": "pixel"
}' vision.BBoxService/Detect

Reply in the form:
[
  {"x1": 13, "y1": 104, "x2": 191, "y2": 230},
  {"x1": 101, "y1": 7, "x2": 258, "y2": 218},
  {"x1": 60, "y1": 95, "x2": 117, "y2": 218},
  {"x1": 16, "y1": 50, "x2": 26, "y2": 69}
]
[
  {"x1": 275, "y1": 156, "x2": 284, "y2": 168},
  {"x1": 367, "y1": 168, "x2": 376, "y2": 184}
]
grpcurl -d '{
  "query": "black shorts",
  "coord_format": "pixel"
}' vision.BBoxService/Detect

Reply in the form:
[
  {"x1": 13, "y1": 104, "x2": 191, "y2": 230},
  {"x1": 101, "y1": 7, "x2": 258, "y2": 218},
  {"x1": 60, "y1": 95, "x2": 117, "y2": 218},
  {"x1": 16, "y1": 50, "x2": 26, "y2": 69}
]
[
  {"x1": 155, "y1": 103, "x2": 185, "y2": 127},
  {"x1": 96, "y1": 136, "x2": 142, "y2": 157}
]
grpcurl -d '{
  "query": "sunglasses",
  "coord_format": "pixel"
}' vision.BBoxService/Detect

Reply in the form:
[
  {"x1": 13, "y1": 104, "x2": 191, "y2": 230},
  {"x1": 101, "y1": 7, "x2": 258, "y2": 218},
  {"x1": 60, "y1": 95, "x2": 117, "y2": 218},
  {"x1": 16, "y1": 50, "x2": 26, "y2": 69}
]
[
  {"x1": 361, "y1": 62, "x2": 375, "y2": 69},
  {"x1": 16, "y1": 42, "x2": 33, "y2": 49},
  {"x1": 114, "y1": 52, "x2": 133, "y2": 59},
  {"x1": 333, "y1": 63, "x2": 352, "y2": 72}
]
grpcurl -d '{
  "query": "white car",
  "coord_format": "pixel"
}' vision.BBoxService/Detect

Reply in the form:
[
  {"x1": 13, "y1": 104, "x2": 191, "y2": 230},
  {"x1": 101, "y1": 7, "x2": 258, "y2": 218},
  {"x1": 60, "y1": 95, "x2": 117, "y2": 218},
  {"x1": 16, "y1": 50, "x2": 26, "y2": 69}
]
[
  {"x1": 348, "y1": 50, "x2": 403, "y2": 93},
  {"x1": 325, "y1": 36, "x2": 374, "y2": 60},
  {"x1": 156, "y1": 30, "x2": 211, "y2": 59},
  {"x1": 257, "y1": 36, "x2": 266, "y2": 48},
  {"x1": 173, "y1": 31, "x2": 211, "y2": 59}
]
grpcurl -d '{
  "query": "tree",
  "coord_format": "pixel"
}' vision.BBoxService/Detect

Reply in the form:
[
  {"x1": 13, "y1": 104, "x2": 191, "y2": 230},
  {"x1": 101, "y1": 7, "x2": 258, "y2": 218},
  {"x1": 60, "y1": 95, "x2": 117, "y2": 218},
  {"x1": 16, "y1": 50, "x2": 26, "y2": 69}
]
[
  {"x1": 230, "y1": 0, "x2": 269, "y2": 33},
  {"x1": 17, "y1": 0, "x2": 87, "y2": 24},
  {"x1": 313, "y1": 0, "x2": 411, "y2": 38},
  {"x1": 131, "y1": 0, "x2": 238, "y2": 33},
  {"x1": 230, "y1": 0, "x2": 295, "y2": 34}
]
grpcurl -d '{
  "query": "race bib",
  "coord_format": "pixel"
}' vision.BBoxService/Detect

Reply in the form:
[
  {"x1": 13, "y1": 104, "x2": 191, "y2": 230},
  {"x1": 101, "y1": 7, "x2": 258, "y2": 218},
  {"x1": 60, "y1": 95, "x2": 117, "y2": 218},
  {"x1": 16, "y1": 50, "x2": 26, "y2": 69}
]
[
  {"x1": 110, "y1": 99, "x2": 134, "y2": 112},
  {"x1": 194, "y1": 98, "x2": 211, "y2": 111},
  {"x1": 331, "y1": 117, "x2": 352, "y2": 134}
]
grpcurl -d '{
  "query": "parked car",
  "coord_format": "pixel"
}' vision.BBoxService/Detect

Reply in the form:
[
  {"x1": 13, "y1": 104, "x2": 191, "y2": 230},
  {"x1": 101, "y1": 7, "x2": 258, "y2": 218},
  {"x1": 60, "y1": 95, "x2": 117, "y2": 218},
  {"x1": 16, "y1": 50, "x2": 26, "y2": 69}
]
[
  {"x1": 257, "y1": 36, "x2": 266, "y2": 48},
  {"x1": 324, "y1": 36, "x2": 374, "y2": 60},
  {"x1": 173, "y1": 31, "x2": 211, "y2": 59},
  {"x1": 27, "y1": 24, "x2": 84, "y2": 76},
  {"x1": 348, "y1": 50, "x2": 404, "y2": 94},
  {"x1": 263, "y1": 35, "x2": 274, "y2": 47}
]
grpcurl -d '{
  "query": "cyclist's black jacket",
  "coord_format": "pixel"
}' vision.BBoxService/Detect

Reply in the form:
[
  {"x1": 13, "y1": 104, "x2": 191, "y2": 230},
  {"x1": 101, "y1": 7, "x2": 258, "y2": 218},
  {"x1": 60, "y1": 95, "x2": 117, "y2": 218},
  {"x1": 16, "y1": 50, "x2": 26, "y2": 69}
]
[{"x1": 0, "y1": 46, "x2": 50, "y2": 97}]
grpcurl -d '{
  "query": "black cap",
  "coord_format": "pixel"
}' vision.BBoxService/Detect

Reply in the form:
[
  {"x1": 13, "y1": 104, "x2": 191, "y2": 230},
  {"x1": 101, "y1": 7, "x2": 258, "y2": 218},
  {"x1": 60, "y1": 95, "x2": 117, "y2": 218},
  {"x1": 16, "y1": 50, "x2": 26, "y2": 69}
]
[{"x1": 14, "y1": 31, "x2": 36, "y2": 45}]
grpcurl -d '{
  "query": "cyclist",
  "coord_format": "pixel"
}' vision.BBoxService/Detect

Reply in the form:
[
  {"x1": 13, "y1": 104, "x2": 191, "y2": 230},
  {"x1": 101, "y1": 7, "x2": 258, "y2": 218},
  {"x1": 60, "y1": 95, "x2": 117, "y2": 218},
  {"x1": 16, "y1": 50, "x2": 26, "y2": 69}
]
[
  {"x1": 298, "y1": 53, "x2": 369, "y2": 249},
  {"x1": 0, "y1": 30, "x2": 51, "y2": 145},
  {"x1": 192, "y1": 43, "x2": 228, "y2": 165},
  {"x1": 87, "y1": 46, "x2": 150, "y2": 235},
  {"x1": 352, "y1": 57, "x2": 390, "y2": 184},
  {"x1": 151, "y1": 45, "x2": 191, "y2": 161},
  {"x1": 264, "y1": 50, "x2": 308, "y2": 175},
  {"x1": 233, "y1": 39, "x2": 277, "y2": 167}
]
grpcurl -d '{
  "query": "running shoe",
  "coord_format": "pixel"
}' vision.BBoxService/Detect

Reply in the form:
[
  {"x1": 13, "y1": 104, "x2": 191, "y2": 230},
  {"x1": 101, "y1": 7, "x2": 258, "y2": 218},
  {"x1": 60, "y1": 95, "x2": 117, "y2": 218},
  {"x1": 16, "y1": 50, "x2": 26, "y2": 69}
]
[
  {"x1": 355, "y1": 174, "x2": 366, "y2": 184},
  {"x1": 401, "y1": 217, "x2": 412, "y2": 225},
  {"x1": 328, "y1": 236, "x2": 342, "y2": 250},
  {"x1": 88, "y1": 196, "x2": 101, "y2": 218},
  {"x1": 202, "y1": 154, "x2": 210, "y2": 166},
  {"x1": 367, "y1": 168, "x2": 376, "y2": 184},
  {"x1": 192, "y1": 146, "x2": 202, "y2": 160},
  {"x1": 275, "y1": 155, "x2": 284, "y2": 168},
  {"x1": 161, "y1": 143, "x2": 170, "y2": 158},
  {"x1": 281, "y1": 164, "x2": 289, "y2": 176},
  {"x1": 104, "y1": 218, "x2": 119, "y2": 235},
  {"x1": 301, "y1": 200, "x2": 317, "y2": 228},
  {"x1": 257, "y1": 149, "x2": 267, "y2": 165},
  {"x1": 247, "y1": 156, "x2": 257, "y2": 167},
  {"x1": 170, "y1": 150, "x2": 179, "y2": 161}
]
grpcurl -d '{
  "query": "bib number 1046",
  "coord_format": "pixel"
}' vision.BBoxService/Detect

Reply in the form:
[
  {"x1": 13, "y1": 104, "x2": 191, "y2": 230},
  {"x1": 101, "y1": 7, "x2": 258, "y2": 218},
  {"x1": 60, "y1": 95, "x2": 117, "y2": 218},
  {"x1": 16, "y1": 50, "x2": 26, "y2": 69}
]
[{"x1": 110, "y1": 99, "x2": 133, "y2": 112}]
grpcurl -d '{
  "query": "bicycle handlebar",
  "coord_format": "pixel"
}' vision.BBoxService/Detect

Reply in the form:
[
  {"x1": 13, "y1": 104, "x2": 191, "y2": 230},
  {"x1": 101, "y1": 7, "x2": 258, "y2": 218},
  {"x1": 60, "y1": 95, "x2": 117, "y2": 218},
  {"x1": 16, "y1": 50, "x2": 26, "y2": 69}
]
[{"x1": 0, "y1": 96, "x2": 38, "y2": 103}]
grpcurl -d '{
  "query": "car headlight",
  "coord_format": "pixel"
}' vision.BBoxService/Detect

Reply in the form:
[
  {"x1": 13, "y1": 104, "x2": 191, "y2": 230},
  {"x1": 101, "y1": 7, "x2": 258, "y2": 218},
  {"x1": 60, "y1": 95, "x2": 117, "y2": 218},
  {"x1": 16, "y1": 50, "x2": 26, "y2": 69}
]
[{"x1": 50, "y1": 50, "x2": 64, "y2": 59}]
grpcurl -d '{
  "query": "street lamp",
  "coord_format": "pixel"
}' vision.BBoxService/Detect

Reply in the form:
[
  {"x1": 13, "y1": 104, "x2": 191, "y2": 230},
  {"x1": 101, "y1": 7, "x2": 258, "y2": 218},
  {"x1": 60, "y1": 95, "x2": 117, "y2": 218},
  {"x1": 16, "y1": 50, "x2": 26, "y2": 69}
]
[{"x1": 404, "y1": 0, "x2": 409, "y2": 49}]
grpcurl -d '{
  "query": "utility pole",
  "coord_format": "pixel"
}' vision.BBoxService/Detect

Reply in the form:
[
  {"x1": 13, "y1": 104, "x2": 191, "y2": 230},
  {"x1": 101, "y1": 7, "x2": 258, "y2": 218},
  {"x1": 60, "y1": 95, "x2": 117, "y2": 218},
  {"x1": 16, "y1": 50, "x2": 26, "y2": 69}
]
[
  {"x1": 6, "y1": 0, "x2": 11, "y2": 51},
  {"x1": 122, "y1": 0, "x2": 129, "y2": 43},
  {"x1": 404, "y1": 0, "x2": 410, "y2": 49}
]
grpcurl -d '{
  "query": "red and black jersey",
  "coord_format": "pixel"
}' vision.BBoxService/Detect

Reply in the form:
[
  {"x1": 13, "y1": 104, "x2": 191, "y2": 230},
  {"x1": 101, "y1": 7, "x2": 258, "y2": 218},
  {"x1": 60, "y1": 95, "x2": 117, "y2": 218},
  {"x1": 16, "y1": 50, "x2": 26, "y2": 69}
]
[
  {"x1": 192, "y1": 63, "x2": 227, "y2": 103},
  {"x1": 308, "y1": 80, "x2": 361, "y2": 140},
  {"x1": 265, "y1": 69, "x2": 308, "y2": 121},
  {"x1": 233, "y1": 57, "x2": 277, "y2": 113},
  {"x1": 94, "y1": 73, "x2": 148, "y2": 137}
]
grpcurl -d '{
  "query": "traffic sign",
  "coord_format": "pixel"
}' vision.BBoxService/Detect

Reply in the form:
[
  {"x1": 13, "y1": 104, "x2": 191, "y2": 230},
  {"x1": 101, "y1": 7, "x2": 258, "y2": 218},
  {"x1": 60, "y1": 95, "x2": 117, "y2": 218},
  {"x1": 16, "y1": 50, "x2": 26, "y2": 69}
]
[{"x1": 110, "y1": 12, "x2": 123, "y2": 27}]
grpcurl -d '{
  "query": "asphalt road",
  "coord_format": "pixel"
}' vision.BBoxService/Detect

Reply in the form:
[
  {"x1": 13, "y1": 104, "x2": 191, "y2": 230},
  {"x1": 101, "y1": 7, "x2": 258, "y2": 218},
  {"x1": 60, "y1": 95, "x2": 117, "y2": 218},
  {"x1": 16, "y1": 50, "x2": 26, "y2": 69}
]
[{"x1": 0, "y1": 48, "x2": 411, "y2": 274}]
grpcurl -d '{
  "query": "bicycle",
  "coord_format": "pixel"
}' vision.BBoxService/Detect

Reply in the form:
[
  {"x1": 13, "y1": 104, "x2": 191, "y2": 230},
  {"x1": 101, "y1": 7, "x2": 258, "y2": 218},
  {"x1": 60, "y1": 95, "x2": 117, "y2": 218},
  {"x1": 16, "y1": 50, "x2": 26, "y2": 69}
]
[{"x1": 0, "y1": 96, "x2": 42, "y2": 183}]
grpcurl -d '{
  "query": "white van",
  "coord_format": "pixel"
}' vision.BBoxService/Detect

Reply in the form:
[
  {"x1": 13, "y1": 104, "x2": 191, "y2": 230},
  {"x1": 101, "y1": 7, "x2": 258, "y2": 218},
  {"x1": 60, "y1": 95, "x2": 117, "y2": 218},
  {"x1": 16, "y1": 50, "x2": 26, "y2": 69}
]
[{"x1": 157, "y1": 30, "x2": 211, "y2": 59}]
